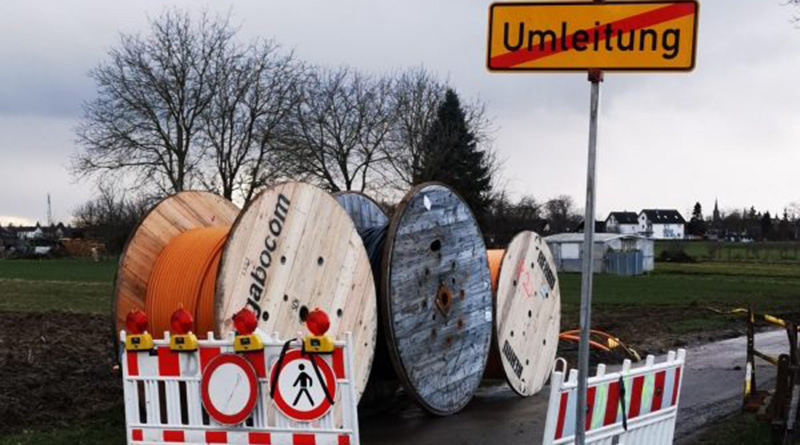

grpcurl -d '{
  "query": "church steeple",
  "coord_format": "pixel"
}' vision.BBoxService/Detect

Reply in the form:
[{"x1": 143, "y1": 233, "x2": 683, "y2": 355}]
[{"x1": 712, "y1": 198, "x2": 721, "y2": 226}]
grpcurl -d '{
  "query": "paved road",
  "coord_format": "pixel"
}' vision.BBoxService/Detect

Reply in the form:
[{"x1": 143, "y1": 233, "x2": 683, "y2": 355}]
[{"x1": 359, "y1": 330, "x2": 793, "y2": 444}]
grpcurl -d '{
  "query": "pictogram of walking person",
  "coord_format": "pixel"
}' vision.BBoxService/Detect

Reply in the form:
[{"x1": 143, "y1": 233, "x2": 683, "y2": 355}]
[{"x1": 292, "y1": 363, "x2": 315, "y2": 406}]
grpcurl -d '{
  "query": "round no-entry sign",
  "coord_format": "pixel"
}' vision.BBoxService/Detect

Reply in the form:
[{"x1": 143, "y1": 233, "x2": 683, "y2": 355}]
[
  {"x1": 201, "y1": 354, "x2": 259, "y2": 425},
  {"x1": 271, "y1": 349, "x2": 337, "y2": 421}
]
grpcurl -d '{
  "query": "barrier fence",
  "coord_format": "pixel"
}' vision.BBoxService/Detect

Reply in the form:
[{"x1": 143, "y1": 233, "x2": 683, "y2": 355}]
[
  {"x1": 543, "y1": 350, "x2": 686, "y2": 445},
  {"x1": 120, "y1": 330, "x2": 359, "y2": 445}
]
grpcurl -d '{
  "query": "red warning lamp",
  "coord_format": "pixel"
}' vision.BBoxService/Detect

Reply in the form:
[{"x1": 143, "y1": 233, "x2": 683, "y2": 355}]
[
  {"x1": 170, "y1": 307, "x2": 194, "y2": 335},
  {"x1": 126, "y1": 309, "x2": 149, "y2": 335},
  {"x1": 306, "y1": 308, "x2": 330, "y2": 336},
  {"x1": 233, "y1": 308, "x2": 258, "y2": 335}
]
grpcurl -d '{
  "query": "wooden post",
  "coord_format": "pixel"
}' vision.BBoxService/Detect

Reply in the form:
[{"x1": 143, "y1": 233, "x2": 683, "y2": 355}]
[
  {"x1": 784, "y1": 322, "x2": 799, "y2": 444},
  {"x1": 746, "y1": 304, "x2": 757, "y2": 400}
]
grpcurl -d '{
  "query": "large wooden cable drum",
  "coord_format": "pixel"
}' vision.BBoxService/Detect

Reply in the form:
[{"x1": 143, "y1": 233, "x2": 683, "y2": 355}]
[
  {"x1": 334, "y1": 191, "x2": 389, "y2": 232},
  {"x1": 113, "y1": 183, "x2": 378, "y2": 400},
  {"x1": 113, "y1": 191, "x2": 239, "y2": 337},
  {"x1": 487, "y1": 231, "x2": 561, "y2": 397},
  {"x1": 215, "y1": 182, "x2": 378, "y2": 399},
  {"x1": 381, "y1": 183, "x2": 493, "y2": 415}
]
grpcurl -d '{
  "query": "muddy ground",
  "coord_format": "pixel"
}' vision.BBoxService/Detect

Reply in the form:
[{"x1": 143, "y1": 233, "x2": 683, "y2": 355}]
[
  {"x1": 1, "y1": 305, "x2": 798, "y2": 436},
  {"x1": 0, "y1": 312, "x2": 122, "y2": 435}
]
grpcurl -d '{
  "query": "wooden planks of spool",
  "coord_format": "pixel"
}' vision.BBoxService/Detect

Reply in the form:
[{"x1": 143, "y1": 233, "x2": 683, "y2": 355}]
[
  {"x1": 113, "y1": 183, "x2": 378, "y2": 400},
  {"x1": 487, "y1": 231, "x2": 561, "y2": 397}
]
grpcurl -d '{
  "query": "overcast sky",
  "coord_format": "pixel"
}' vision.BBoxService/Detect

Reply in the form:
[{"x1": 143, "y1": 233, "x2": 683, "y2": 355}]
[{"x1": 1, "y1": 0, "x2": 799, "y2": 225}]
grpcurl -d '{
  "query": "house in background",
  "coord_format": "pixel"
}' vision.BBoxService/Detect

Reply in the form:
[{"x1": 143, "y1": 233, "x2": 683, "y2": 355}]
[
  {"x1": 605, "y1": 212, "x2": 639, "y2": 235},
  {"x1": 638, "y1": 209, "x2": 686, "y2": 239}
]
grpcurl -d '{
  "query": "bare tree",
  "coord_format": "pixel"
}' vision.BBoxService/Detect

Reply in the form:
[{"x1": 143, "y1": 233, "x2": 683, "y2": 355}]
[
  {"x1": 383, "y1": 68, "x2": 497, "y2": 190},
  {"x1": 545, "y1": 195, "x2": 582, "y2": 233},
  {"x1": 201, "y1": 41, "x2": 303, "y2": 202},
  {"x1": 284, "y1": 67, "x2": 395, "y2": 192},
  {"x1": 72, "y1": 184, "x2": 154, "y2": 253},
  {"x1": 74, "y1": 10, "x2": 233, "y2": 193},
  {"x1": 384, "y1": 68, "x2": 445, "y2": 188}
]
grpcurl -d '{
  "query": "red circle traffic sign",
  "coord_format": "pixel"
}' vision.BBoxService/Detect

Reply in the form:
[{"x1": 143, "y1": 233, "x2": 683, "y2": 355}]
[
  {"x1": 201, "y1": 354, "x2": 259, "y2": 425},
  {"x1": 271, "y1": 349, "x2": 337, "y2": 421}
]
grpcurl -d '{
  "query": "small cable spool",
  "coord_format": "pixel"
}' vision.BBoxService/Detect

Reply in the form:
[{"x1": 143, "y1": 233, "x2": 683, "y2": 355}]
[
  {"x1": 113, "y1": 183, "x2": 378, "y2": 400},
  {"x1": 379, "y1": 183, "x2": 493, "y2": 416},
  {"x1": 484, "y1": 231, "x2": 561, "y2": 397}
]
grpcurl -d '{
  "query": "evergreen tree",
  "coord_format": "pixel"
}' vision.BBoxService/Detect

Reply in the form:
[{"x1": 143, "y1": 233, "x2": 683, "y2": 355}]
[
  {"x1": 414, "y1": 89, "x2": 494, "y2": 221},
  {"x1": 688, "y1": 201, "x2": 706, "y2": 236},
  {"x1": 761, "y1": 211, "x2": 773, "y2": 240}
]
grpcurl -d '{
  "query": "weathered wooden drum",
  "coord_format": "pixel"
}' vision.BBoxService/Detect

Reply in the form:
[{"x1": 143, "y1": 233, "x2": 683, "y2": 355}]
[
  {"x1": 487, "y1": 231, "x2": 561, "y2": 396},
  {"x1": 334, "y1": 191, "x2": 389, "y2": 233},
  {"x1": 334, "y1": 192, "x2": 399, "y2": 403},
  {"x1": 113, "y1": 183, "x2": 378, "y2": 400},
  {"x1": 380, "y1": 183, "x2": 493, "y2": 415}
]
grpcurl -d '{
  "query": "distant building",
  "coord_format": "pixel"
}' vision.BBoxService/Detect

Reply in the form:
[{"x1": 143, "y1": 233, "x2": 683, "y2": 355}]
[
  {"x1": 638, "y1": 209, "x2": 686, "y2": 239},
  {"x1": 605, "y1": 212, "x2": 639, "y2": 235},
  {"x1": 545, "y1": 233, "x2": 654, "y2": 275}
]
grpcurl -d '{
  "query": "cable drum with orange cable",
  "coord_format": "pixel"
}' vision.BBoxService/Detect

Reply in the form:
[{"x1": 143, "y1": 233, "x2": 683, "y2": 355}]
[
  {"x1": 112, "y1": 182, "x2": 378, "y2": 400},
  {"x1": 483, "y1": 231, "x2": 561, "y2": 397}
]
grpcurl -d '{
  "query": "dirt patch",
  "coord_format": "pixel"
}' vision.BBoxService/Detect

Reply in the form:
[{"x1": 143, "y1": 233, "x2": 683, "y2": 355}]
[
  {"x1": 561, "y1": 303, "x2": 800, "y2": 366},
  {"x1": 0, "y1": 311, "x2": 122, "y2": 434}
]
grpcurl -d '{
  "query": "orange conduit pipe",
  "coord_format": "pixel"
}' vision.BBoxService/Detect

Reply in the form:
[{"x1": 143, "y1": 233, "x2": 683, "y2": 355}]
[
  {"x1": 484, "y1": 249, "x2": 505, "y2": 379},
  {"x1": 487, "y1": 249, "x2": 504, "y2": 295},
  {"x1": 145, "y1": 226, "x2": 230, "y2": 338}
]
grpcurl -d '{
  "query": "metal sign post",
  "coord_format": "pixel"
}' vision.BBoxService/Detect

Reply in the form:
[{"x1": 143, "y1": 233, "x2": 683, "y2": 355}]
[
  {"x1": 575, "y1": 68, "x2": 602, "y2": 445},
  {"x1": 485, "y1": 3, "x2": 699, "y2": 443}
]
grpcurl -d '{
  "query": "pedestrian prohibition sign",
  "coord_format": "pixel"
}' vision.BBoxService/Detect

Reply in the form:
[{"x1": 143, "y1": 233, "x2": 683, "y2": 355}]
[{"x1": 271, "y1": 349, "x2": 338, "y2": 422}]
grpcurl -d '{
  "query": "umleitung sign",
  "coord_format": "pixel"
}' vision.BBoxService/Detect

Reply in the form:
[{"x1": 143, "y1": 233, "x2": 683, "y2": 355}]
[{"x1": 487, "y1": 1, "x2": 698, "y2": 71}]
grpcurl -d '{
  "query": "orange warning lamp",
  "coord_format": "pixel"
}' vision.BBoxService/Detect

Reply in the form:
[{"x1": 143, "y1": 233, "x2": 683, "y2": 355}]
[
  {"x1": 169, "y1": 307, "x2": 198, "y2": 352},
  {"x1": 124, "y1": 309, "x2": 154, "y2": 351},
  {"x1": 303, "y1": 308, "x2": 334, "y2": 354},
  {"x1": 233, "y1": 308, "x2": 263, "y2": 352}
]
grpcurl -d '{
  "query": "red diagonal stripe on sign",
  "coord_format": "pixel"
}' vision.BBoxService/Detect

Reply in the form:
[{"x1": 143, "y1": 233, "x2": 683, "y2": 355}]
[{"x1": 490, "y1": 2, "x2": 695, "y2": 68}]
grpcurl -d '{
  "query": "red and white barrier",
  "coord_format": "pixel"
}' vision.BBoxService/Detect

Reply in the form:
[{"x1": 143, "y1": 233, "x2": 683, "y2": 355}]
[
  {"x1": 543, "y1": 349, "x2": 686, "y2": 445},
  {"x1": 120, "y1": 330, "x2": 359, "y2": 445}
]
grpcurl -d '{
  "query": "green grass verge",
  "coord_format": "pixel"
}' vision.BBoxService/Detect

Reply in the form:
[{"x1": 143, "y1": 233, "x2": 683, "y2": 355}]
[
  {"x1": 690, "y1": 412, "x2": 772, "y2": 444},
  {"x1": 559, "y1": 268, "x2": 800, "y2": 308},
  {"x1": 0, "y1": 279, "x2": 112, "y2": 314},
  {"x1": 0, "y1": 259, "x2": 117, "y2": 283},
  {"x1": 657, "y1": 240, "x2": 800, "y2": 263}
]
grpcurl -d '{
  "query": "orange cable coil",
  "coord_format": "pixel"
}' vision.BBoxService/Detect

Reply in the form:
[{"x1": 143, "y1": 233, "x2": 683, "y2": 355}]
[{"x1": 144, "y1": 226, "x2": 230, "y2": 338}]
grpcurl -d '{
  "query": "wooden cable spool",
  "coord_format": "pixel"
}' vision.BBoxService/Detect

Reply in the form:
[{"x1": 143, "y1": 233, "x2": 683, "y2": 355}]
[
  {"x1": 380, "y1": 183, "x2": 493, "y2": 415},
  {"x1": 113, "y1": 183, "x2": 378, "y2": 400},
  {"x1": 485, "y1": 231, "x2": 561, "y2": 397}
]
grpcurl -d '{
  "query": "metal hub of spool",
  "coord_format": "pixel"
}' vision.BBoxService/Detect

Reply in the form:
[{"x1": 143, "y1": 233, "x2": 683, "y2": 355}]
[
  {"x1": 492, "y1": 231, "x2": 561, "y2": 396},
  {"x1": 381, "y1": 183, "x2": 492, "y2": 415}
]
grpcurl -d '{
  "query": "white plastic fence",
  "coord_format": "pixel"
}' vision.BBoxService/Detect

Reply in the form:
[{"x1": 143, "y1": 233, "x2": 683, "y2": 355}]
[
  {"x1": 120, "y1": 330, "x2": 359, "y2": 445},
  {"x1": 543, "y1": 349, "x2": 686, "y2": 445}
]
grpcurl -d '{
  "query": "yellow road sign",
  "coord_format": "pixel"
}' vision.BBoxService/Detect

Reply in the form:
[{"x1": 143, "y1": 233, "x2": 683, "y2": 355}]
[{"x1": 487, "y1": 1, "x2": 698, "y2": 71}]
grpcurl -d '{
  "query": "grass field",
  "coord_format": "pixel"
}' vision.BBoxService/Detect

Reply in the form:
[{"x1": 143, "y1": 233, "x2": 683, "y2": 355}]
[
  {"x1": 657, "y1": 240, "x2": 800, "y2": 263},
  {"x1": 1, "y1": 256, "x2": 795, "y2": 444},
  {"x1": 0, "y1": 259, "x2": 116, "y2": 314}
]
